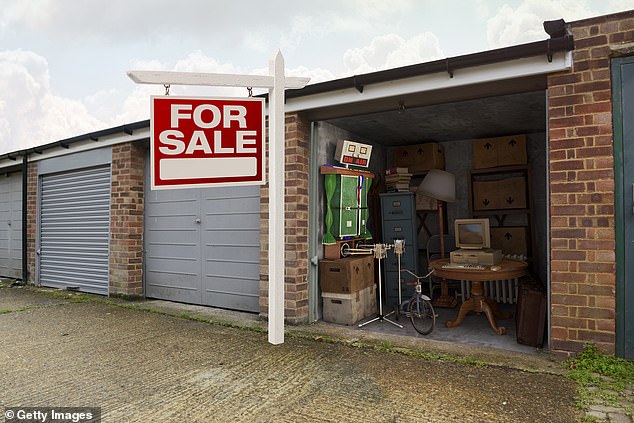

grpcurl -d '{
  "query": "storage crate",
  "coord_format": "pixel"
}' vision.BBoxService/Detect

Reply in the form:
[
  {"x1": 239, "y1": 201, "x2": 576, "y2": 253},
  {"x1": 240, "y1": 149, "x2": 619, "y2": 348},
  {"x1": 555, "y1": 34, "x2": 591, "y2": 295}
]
[
  {"x1": 319, "y1": 255, "x2": 374, "y2": 294},
  {"x1": 322, "y1": 284, "x2": 377, "y2": 325}
]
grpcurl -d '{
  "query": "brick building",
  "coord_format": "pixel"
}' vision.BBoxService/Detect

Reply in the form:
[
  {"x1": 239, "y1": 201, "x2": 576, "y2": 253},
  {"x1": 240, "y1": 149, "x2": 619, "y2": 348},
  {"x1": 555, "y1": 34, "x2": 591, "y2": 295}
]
[{"x1": 0, "y1": 10, "x2": 632, "y2": 358}]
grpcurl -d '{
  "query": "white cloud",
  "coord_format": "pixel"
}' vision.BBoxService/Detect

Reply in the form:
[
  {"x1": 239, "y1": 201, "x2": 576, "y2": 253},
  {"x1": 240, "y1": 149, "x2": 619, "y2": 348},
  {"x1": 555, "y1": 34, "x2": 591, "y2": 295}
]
[
  {"x1": 485, "y1": 0, "x2": 619, "y2": 48},
  {"x1": 343, "y1": 32, "x2": 444, "y2": 75},
  {"x1": 0, "y1": 47, "x2": 337, "y2": 156},
  {"x1": 0, "y1": 49, "x2": 105, "y2": 154}
]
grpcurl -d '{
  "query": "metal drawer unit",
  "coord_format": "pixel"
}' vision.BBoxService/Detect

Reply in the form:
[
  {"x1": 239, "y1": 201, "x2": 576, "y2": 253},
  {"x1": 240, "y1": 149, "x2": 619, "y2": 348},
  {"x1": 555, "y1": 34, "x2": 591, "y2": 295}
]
[{"x1": 380, "y1": 192, "x2": 418, "y2": 307}]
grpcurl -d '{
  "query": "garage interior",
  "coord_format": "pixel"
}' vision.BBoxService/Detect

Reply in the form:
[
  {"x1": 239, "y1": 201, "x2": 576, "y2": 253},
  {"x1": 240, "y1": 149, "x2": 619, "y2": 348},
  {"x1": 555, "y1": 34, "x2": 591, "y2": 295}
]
[{"x1": 311, "y1": 75, "x2": 550, "y2": 353}]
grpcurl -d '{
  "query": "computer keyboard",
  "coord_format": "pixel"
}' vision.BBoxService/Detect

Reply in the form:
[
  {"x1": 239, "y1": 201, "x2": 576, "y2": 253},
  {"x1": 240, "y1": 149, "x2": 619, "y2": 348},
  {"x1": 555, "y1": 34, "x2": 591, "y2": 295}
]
[{"x1": 441, "y1": 263, "x2": 486, "y2": 270}]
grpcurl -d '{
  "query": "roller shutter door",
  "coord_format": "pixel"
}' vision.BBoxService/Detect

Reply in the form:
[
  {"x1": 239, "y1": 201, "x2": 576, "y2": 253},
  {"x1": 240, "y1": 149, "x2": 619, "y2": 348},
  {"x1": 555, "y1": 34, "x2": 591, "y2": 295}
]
[
  {"x1": 39, "y1": 166, "x2": 111, "y2": 294},
  {"x1": 0, "y1": 172, "x2": 22, "y2": 278},
  {"x1": 145, "y1": 185, "x2": 260, "y2": 312}
]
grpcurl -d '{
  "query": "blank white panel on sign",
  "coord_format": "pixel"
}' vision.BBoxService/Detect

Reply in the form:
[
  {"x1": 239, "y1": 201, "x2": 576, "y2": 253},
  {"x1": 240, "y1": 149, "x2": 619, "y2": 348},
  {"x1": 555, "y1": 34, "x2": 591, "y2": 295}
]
[{"x1": 160, "y1": 157, "x2": 257, "y2": 180}]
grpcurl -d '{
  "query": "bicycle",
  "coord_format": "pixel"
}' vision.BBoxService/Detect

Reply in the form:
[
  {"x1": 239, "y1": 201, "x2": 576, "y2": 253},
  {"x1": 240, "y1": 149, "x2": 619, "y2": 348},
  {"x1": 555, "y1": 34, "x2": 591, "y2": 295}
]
[{"x1": 398, "y1": 268, "x2": 436, "y2": 335}]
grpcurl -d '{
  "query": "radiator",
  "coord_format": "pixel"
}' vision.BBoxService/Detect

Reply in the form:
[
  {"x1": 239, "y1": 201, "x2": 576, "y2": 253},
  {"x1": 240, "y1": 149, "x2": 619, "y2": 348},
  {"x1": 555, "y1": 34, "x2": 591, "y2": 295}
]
[{"x1": 460, "y1": 278, "x2": 519, "y2": 304}]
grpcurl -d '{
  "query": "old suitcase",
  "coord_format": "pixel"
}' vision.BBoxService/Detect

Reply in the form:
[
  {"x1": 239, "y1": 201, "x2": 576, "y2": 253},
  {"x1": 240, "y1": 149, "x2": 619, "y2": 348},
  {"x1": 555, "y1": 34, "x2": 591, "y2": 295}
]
[{"x1": 515, "y1": 279, "x2": 547, "y2": 347}]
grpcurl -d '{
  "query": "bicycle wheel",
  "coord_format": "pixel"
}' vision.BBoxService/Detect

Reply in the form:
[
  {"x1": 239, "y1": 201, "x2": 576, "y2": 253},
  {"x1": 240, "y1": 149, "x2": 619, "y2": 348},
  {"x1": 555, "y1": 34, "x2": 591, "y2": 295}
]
[{"x1": 408, "y1": 296, "x2": 435, "y2": 335}]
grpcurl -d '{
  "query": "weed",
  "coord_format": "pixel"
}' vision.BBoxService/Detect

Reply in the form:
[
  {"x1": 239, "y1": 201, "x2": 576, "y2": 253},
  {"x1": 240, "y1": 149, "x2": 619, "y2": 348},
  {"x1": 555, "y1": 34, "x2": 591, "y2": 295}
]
[{"x1": 565, "y1": 343, "x2": 634, "y2": 411}]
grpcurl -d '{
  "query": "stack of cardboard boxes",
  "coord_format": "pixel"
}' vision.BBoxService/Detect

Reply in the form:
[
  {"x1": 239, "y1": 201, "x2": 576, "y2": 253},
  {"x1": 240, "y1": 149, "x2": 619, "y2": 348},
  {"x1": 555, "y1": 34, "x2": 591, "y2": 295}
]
[
  {"x1": 470, "y1": 134, "x2": 531, "y2": 258},
  {"x1": 319, "y1": 255, "x2": 377, "y2": 325}
]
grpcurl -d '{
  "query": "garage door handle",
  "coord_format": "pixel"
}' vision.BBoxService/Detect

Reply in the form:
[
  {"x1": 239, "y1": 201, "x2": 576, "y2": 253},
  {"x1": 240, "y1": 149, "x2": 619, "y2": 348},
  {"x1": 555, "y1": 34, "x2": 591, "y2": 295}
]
[{"x1": 195, "y1": 218, "x2": 201, "y2": 224}]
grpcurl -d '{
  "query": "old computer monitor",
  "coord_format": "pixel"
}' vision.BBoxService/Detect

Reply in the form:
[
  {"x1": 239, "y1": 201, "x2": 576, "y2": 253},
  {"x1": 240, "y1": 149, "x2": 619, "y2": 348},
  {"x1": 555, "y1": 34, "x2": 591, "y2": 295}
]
[{"x1": 454, "y1": 218, "x2": 491, "y2": 249}]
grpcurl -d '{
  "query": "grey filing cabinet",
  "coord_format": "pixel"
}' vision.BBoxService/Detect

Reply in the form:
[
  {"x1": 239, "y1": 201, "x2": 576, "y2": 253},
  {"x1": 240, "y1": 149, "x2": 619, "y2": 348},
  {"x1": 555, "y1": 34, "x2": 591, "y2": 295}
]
[{"x1": 380, "y1": 192, "x2": 419, "y2": 307}]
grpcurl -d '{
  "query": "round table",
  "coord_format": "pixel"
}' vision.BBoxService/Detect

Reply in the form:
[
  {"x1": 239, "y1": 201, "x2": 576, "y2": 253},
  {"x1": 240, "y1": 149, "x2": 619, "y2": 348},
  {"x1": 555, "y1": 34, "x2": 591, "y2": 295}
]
[{"x1": 429, "y1": 258, "x2": 528, "y2": 335}]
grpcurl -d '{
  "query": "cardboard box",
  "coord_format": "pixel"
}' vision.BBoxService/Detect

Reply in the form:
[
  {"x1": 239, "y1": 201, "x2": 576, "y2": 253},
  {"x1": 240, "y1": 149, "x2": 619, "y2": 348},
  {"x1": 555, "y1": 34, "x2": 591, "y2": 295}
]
[
  {"x1": 413, "y1": 189, "x2": 438, "y2": 211},
  {"x1": 491, "y1": 226, "x2": 529, "y2": 256},
  {"x1": 472, "y1": 138, "x2": 498, "y2": 169},
  {"x1": 472, "y1": 177, "x2": 526, "y2": 211},
  {"x1": 473, "y1": 135, "x2": 527, "y2": 169},
  {"x1": 322, "y1": 284, "x2": 377, "y2": 325},
  {"x1": 472, "y1": 180, "x2": 501, "y2": 210},
  {"x1": 392, "y1": 143, "x2": 445, "y2": 174},
  {"x1": 319, "y1": 255, "x2": 374, "y2": 294},
  {"x1": 497, "y1": 176, "x2": 527, "y2": 209}
]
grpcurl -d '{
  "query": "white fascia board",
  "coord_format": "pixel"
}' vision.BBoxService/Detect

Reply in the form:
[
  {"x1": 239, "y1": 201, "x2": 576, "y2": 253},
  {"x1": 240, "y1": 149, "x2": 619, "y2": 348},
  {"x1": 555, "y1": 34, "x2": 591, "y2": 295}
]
[
  {"x1": 285, "y1": 51, "x2": 572, "y2": 113},
  {"x1": 0, "y1": 125, "x2": 150, "y2": 170}
]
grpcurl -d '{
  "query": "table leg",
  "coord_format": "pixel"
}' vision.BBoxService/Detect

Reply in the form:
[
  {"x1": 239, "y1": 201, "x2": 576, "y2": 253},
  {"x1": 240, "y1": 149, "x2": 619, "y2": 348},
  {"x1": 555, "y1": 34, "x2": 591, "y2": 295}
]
[
  {"x1": 486, "y1": 298, "x2": 513, "y2": 320},
  {"x1": 446, "y1": 297, "x2": 474, "y2": 328},
  {"x1": 446, "y1": 295, "x2": 507, "y2": 335},
  {"x1": 480, "y1": 299, "x2": 506, "y2": 335}
]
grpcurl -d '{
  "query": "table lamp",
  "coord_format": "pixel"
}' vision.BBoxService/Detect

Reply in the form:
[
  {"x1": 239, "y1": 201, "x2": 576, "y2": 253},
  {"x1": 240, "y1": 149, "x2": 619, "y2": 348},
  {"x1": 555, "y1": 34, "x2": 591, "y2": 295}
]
[{"x1": 417, "y1": 169, "x2": 457, "y2": 307}]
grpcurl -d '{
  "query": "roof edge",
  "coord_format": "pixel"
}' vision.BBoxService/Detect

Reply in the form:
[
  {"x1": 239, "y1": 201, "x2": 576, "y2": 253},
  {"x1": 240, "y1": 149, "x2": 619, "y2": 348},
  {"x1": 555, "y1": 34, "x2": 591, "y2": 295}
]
[
  {"x1": 286, "y1": 34, "x2": 573, "y2": 100},
  {"x1": 0, "y1": 119, "x2": 150, "y2": 161}
]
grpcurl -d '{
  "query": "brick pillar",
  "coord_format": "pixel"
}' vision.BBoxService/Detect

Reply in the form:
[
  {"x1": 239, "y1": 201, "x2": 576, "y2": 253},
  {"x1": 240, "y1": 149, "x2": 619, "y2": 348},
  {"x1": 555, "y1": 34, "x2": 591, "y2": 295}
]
[
  {"x1": 260, "y1": 112, "x2": 310, "y2": 323},
  {"x1": 109, "y1": 141, "x2": 145, "y2": 296},
  {"x1": 547, "y1": 11, "x2": 634, "y2": 354},
  {"x1": 26, "y1": 161, "x2": 38, "y2": 284}
]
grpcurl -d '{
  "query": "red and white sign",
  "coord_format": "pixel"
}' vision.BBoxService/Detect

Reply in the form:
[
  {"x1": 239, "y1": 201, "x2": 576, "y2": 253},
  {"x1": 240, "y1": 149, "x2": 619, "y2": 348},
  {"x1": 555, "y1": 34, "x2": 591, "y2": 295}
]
[{"x1": 151, "y1": 96, "x2": 265, "y2": 189}]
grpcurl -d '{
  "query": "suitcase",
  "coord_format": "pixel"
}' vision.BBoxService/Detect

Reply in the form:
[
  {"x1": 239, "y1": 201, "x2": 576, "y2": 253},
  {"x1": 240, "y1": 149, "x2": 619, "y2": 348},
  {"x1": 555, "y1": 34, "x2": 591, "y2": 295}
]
[{"x1": 515, "y1": 279, "x2": 547, "y2": 347}]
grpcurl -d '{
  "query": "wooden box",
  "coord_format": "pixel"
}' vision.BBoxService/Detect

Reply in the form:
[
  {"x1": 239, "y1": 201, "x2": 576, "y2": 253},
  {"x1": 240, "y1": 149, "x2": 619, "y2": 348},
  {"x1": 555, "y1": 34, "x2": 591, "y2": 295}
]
[
  {"x1": 392, "y1": 143, "x2": 445, "y2": 174},
  {"x1": 491, "y1": 226, "x2": 529, "y2": 256},
  {"x1": 473, "y1": 135, "x2": 527, "y2": 169},
  {"x1": 319, "y1": 255, "x2": 374, "y2": 294},
  {"x1": 322, "y1": 284, "x2": 377, "y2": 325}
]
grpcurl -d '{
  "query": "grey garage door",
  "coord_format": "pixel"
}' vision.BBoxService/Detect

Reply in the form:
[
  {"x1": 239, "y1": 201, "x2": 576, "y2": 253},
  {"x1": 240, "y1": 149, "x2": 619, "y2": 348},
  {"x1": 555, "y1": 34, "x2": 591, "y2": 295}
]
[
  {"x1": 144, "y1": 185, "x2": 261, "y2": 312},
  {"x1": 0, "y1": 171, "x2": 22, "y2": 278},
  {"x1": 39, "y1": 166, "x2": 111, "y2": 294}
]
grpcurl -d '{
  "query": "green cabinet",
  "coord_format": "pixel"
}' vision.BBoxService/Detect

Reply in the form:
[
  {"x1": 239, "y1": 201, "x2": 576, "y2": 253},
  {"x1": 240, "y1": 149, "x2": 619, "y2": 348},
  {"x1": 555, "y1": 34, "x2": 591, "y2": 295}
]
[
  {"x1": 332, "y1": 175, "x2": 360, "y2": 238},
  {"x1": 322, "y1": 166, "x2": 374, "y2": 244}
]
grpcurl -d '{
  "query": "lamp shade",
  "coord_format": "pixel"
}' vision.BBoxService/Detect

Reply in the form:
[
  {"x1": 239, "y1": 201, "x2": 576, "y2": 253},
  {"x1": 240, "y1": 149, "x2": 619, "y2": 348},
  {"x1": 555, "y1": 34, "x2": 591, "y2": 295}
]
[{"x1": 417, "y1": 169, "x2": 456, "y2": 203}]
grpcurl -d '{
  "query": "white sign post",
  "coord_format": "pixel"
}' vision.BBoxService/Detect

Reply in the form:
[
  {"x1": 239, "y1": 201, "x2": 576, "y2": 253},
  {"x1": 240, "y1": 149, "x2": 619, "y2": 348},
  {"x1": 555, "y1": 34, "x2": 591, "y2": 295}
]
[{"x1": 128, "y1": 51, "x2": 309, "y2": 345}]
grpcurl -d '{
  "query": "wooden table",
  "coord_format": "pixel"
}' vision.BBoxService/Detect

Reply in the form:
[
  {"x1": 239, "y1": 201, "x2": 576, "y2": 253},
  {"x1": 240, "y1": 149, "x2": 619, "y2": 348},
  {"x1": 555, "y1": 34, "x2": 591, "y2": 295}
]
[{"x1": 429, "y1": 258, "x2": 528, "y2": 335}]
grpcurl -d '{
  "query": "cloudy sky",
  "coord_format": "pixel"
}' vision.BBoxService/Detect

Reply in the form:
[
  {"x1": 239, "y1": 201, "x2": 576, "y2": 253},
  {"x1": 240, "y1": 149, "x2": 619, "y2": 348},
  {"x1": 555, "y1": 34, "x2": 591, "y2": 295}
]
[{"x1": 1, "y1": 0, "x2": 632, "y2": 155}]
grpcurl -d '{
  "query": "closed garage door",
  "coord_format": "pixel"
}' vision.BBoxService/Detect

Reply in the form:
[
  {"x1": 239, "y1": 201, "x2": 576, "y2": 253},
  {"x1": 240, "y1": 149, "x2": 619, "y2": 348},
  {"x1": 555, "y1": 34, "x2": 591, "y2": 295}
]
[
  {"x1": 0, "y1": 171, "x2": 22, "y2": 278},
  {"x1": 145, "y1": 185, "x2": 260, "y2": 312},
  {"x1": 39, "y1": 166, "x2": 111, "y2": 294}
]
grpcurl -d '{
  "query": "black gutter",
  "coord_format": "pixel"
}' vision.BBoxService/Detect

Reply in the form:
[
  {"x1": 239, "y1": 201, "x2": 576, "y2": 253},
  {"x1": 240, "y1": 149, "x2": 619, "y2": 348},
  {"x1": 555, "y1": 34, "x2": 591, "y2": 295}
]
[{"x1": 285, "y1": 34, "x2": 574, "y2": 100}]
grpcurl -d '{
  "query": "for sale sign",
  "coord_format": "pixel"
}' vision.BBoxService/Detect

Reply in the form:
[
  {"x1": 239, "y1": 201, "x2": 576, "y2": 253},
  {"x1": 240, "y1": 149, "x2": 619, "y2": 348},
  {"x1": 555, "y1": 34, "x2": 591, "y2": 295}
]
[{"x1": 151, "y1": 96, "x2": 265, "y2": 189}]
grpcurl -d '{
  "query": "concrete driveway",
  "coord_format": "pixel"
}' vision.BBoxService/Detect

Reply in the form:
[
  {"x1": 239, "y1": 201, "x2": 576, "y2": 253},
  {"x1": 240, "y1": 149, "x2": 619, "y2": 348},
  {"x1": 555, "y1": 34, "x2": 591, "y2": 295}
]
[{"x1": 0, "y1": 284, "x2": 580, "y2": 422}]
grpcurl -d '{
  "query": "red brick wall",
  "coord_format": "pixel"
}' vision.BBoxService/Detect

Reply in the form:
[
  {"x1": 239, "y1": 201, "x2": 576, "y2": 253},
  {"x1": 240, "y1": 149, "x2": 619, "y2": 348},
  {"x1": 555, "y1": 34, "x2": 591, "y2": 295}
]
[
  {"x1": 109, "y1": 142, "x2": 145, "y2": 295},
  {"x1": 260, "y1": 112, "x2": 310, "y2": 323},
  {"x1": 26, "y1": 161, "x2": 37, "y2": 284},
  {"x1": 547, "y1": 11, "x2": 634, "y2": 354}
]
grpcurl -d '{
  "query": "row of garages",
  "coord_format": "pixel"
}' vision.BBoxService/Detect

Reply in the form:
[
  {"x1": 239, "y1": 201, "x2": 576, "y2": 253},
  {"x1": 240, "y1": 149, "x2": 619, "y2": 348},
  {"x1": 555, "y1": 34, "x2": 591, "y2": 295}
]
[
  {"x1": 1, "y1": 10, "x2": 633, "y2": 358},
  {"x1": 0, "y1": 144, "x2": 261, "y2": 312}
]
